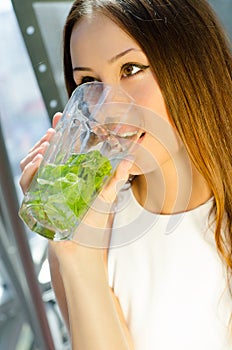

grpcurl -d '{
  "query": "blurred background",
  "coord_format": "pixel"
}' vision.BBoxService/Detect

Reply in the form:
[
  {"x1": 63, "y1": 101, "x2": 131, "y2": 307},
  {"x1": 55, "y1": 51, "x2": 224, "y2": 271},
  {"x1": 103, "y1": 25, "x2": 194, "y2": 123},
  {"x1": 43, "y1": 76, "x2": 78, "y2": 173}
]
[{"x1": 0, "y1": 0, "x2": 231, "y2": 349}]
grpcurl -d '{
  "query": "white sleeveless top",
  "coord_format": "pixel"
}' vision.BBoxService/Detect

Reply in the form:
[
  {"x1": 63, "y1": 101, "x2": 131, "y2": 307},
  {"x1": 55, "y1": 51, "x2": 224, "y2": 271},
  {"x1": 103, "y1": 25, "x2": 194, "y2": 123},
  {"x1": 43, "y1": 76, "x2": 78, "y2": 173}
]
[{"x1": 108, "y1": 187, "x2": 232, "y2": 350}]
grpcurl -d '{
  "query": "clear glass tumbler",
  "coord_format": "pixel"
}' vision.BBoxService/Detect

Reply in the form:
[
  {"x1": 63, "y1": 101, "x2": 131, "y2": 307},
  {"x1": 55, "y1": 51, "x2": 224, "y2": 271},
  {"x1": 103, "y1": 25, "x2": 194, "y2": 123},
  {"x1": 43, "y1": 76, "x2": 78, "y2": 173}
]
[{"x1": 19, "y1": 82, "x2": 143, "y2": 240}]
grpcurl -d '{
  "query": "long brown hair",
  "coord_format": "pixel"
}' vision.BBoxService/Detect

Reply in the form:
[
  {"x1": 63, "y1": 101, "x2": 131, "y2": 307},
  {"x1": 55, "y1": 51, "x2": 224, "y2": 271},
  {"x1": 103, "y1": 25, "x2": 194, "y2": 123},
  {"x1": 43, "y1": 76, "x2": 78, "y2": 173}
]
[{"x1": 63, "y1": 0, "x2": 232, "y2": 290}]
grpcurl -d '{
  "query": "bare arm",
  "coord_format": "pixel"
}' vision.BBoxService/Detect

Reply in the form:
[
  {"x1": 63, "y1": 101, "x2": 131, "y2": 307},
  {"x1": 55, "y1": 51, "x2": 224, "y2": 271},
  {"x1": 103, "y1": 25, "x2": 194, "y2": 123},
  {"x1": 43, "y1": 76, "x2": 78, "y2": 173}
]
[
  {"x1": 50, "y1": 245, "x2": 134, "y2": 350},
  {"x1": 48, "y1": 188, "x2": 134, "y2": 350},
  {"x1": 48, "y1": 244, "x2": 70, "y2": 330}
]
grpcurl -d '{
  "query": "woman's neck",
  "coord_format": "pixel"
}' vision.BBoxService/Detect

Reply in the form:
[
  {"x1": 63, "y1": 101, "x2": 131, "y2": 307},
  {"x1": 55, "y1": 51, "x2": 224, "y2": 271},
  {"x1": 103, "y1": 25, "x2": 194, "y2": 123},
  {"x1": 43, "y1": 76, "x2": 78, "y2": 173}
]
[{"x1": 131, "y1": 155, "x2": 212, "y2": 215}]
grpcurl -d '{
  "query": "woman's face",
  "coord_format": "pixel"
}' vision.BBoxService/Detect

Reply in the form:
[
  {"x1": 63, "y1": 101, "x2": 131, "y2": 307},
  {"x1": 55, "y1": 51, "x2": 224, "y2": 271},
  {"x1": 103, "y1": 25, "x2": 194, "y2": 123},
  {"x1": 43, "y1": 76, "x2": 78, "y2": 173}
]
[{"x1": 70, "y1": 14, "x2": 178, "y2": 175}]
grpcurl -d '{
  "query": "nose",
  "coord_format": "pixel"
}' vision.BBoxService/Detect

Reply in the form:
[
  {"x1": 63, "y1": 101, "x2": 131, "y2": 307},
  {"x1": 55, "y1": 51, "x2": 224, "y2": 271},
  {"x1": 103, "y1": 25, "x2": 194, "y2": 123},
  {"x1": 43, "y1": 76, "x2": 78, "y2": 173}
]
[
  {"x1": 103, "y1": 84, "x2": 134, "y2": 105},
  {"x1": 77, "y1": 82, "x2": 134, "y2": 120},
  {"x1": 76, "y1": 82, "x2": 133, "y2": 110}
]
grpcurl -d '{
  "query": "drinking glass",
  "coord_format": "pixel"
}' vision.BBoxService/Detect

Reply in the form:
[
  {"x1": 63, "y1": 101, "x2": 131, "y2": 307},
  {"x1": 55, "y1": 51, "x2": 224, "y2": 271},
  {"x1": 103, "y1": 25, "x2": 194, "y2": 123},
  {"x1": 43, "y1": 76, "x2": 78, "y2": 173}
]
[{"x1": 19, "y1": 82, "x2": 143, "y2": 240}]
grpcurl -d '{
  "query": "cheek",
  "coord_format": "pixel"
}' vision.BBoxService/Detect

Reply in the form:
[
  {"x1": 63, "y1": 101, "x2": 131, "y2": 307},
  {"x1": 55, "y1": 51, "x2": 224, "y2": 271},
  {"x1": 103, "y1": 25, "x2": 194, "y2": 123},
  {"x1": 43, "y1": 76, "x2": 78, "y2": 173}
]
[
  {"x1": 140, "y1": 87, "x2": 168, "y2": 120},
  {"x1": 129, "y1": 115, "x2": 181, "y2": 175},
  {"x1": 146, "y1": 88, "x2": 169, "y2": 121},
  {"x1": 129, "y1": 76, "x2": 169, "y2": 122}
]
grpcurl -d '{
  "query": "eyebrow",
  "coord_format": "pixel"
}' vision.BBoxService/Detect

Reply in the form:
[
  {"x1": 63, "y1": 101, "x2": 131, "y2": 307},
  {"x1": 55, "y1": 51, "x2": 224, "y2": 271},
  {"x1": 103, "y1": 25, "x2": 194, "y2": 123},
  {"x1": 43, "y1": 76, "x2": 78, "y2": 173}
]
[
  {"x1": 72, "y1": 48, "x2": 137, "y2": 72},
  {"x1": 108, "y1": 48, "x2": 137, "y2": 64},
  {"x1": 72, "y1": 66, "x2": 93, "y2": 72}
]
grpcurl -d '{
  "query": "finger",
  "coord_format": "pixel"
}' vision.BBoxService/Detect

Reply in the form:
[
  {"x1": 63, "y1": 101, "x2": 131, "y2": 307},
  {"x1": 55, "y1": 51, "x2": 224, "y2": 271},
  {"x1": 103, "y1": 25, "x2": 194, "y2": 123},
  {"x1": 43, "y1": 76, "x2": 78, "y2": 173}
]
[
  {"x1": 20, "y1": 141, "x2": 49, "y2": 171},
  {"x1": 20, "y1": 128, "x2": 56, "y2": 171},
  {"x1": 72, "y1": 159, "x2": 134, "y2": 248},
  {"x1": 99, "y1": 158, "x2": 134, "y2": 203},
  {"x1": 19, "y1": 153, "x2": 43, "y2": 194},
  {"x1": 28, "y1": 128, "x2": 55, "y2": 153},
  {"x1": 52, "y1": 112, "x2": 62, "y2": 128},
  {"x1": 78, "y1": 158, "x2": 134, "y2": 228}
]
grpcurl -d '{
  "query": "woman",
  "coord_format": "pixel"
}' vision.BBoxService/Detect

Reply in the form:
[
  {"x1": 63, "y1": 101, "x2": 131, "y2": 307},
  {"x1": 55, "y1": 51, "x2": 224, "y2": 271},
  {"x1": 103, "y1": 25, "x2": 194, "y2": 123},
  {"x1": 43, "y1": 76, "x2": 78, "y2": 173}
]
[{"x1": 19, "y1": 0, "x2": 232, "y2": 349}]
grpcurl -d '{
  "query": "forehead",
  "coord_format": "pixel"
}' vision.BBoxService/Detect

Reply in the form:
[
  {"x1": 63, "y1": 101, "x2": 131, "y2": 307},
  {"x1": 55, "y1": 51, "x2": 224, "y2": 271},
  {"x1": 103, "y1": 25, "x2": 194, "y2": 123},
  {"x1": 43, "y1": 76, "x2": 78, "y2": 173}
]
[{"x1": 70, "y1": 13, "x2": 140, "y2": 64}]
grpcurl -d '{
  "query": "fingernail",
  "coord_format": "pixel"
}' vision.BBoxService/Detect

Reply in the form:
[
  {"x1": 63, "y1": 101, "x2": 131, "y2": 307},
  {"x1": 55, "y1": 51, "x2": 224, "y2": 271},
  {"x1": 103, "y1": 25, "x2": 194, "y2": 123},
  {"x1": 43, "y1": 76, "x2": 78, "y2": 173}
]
[
  {"x1": 46, "y1": 128, "x2": 55, "y2": 137},
  {"x1": 32, "y1": 154, "x2": 43, "y2": 163},
  {"x1": 41, "y1": 141, "x2": 49, "y2": 148}
]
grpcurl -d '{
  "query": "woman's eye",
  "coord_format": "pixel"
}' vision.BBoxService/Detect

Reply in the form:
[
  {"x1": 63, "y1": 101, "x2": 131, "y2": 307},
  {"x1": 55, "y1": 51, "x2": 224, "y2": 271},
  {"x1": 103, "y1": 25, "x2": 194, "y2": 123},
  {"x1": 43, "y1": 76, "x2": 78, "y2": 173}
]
[
  {"x1": 80, "y1": 76, "x2": 97, "y2": 85},
  {"x1": 121, "y1": 63, "x2": 149, "y2": 78}
]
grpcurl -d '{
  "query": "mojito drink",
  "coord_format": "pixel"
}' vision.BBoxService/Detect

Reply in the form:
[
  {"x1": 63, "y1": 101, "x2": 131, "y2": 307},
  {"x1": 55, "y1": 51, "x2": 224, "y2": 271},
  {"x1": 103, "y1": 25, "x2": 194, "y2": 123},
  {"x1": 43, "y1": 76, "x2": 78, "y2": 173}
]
[{"x1": 19, "y1": 150, "x2": 112, "y2": 240}]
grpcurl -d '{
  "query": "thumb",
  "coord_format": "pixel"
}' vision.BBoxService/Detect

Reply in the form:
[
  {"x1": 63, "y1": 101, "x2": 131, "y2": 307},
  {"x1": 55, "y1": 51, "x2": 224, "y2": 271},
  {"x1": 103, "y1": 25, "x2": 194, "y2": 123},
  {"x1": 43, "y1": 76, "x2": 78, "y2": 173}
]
[{"x1": 99, "y1": 157, "x2": 134, "y2": 203}]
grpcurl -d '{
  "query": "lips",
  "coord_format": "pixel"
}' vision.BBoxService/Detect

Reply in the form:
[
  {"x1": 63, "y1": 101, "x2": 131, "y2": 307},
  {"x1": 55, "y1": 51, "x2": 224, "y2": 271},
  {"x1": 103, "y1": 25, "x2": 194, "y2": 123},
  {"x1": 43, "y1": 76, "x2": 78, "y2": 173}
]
[
  {"x1": 137, "y1": 132, "x2": 146, "y2": 143},
  {"x1": 92, "y1": 122, "x2": 146, "y2": 143},
  {"x1": 106, "y1": 123, "x2": 140, "y2": 138},
  {"x1": 110, "y1": 129, "x2": 139, "y2": 138}
]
